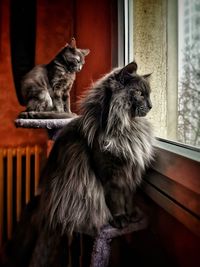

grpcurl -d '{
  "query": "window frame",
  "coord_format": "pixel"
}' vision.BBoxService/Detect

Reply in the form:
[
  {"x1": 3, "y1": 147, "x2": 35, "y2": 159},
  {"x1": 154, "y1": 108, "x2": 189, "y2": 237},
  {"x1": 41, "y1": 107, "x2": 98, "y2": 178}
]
[
  {"x1": 117, "y1": 0, "x2": 134, "y2": 67},
  {"x1": 156, "y1": 138, "x2": 200, "y2": 162}
]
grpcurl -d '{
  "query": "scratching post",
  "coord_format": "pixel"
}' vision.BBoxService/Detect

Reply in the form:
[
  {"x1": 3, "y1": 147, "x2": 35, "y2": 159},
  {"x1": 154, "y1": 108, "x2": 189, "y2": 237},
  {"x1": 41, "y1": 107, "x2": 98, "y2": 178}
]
[{"x1": 90, "y1": 207, "x2": 148, "y2": 267}]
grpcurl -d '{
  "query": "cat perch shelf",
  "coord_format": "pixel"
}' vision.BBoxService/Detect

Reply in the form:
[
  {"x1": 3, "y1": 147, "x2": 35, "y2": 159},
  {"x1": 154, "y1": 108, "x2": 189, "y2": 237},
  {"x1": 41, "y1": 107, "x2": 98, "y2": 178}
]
[{"x1": 15, "y1": 117, "x2": 76, "y2": 140}]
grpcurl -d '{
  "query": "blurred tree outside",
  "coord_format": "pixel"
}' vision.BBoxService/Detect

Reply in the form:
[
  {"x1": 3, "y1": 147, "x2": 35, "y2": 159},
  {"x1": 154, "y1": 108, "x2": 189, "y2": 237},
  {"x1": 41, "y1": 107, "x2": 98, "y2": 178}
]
[{"x1": 178, "y1": 43, "x2": 200, "y2": 147}]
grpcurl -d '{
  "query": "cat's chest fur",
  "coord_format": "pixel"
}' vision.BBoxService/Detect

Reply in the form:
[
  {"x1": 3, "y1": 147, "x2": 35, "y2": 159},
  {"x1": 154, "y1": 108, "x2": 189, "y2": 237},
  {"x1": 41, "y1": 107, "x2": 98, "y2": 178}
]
[
  {"x1": 50, "y1": 69, "x2": 76, "y2": 91},
  {"x1": 90, "y1": 118, "x2": 154, "y2": 189}
]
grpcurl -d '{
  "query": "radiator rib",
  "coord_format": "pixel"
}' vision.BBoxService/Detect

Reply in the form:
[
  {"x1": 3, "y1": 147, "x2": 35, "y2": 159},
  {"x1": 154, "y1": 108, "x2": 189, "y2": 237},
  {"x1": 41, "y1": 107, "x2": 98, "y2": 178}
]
[
  {"x1": 25, "y1": 147, "x2": 31, "y2": 204},
  {"x1": 16, "y1": 148, "x2": 22, "y2": 222},
  {"x1": 0, "y1": 149, "x2": 3, "y2": 246},
  {"x1": 0, "y1": 145, "x2": 44, "y2": 245},
  {"x1": 34, "y1": 146, "x2": 40, "y2": 196},
  {"x1": 7, "y1": 149, "x2": 13, "y2": 240}
]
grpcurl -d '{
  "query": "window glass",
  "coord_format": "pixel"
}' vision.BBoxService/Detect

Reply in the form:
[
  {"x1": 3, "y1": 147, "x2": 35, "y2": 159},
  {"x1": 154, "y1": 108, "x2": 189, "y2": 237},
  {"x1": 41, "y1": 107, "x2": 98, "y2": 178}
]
[{"x1": 178, "y1": 0, "x2": 200, "y2": 147}]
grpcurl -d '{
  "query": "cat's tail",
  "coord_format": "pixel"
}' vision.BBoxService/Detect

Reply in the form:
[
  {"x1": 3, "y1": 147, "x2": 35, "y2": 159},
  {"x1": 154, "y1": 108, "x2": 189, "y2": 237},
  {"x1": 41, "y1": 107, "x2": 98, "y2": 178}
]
[
  {"x1": 18, "y1": 111, "x2": 78, "y2": 119},
  {"x1": 0, "y1": 195, "x2": 70, "y2": 267}
]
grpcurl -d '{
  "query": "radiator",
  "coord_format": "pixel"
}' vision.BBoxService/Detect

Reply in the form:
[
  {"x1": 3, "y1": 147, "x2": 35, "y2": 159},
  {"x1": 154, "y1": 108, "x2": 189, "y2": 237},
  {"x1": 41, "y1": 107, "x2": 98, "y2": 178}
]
[{"x1": 0, "y1": 145, "x2": 45, "y2": 245}]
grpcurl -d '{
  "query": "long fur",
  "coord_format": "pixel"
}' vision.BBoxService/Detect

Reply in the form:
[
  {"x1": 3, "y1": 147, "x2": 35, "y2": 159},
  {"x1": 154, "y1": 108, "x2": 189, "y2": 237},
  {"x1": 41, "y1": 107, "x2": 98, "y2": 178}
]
[{"x1": 38, "y1": 62, "x2": 155, "y2": 235}]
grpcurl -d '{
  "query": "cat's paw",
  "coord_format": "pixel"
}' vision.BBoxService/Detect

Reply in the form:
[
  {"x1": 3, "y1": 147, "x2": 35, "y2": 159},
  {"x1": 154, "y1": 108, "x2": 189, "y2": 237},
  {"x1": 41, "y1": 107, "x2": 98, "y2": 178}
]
[
  {"x1": 18, "y1": 112, "x2": 28, "y2": 119},
  {"x1": 129, "y1": 207, "x2": 143, "y2": 222},
  {"x1": 65, "y1": 112, "x2": 78, "y2": 118},
  {"x1": 110, "y1": 214, "x2": 130, "y2": 229},
  {"x1": 70, "y1": 112, "x2": 78, "y2": 117}
]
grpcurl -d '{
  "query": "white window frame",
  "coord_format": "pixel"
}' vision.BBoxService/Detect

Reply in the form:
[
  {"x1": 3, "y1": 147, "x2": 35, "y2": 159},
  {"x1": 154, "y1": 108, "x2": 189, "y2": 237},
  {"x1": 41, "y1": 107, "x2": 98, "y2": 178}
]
[{"x1": 117, "y1": 0, "x2": 134, "y2": 66}]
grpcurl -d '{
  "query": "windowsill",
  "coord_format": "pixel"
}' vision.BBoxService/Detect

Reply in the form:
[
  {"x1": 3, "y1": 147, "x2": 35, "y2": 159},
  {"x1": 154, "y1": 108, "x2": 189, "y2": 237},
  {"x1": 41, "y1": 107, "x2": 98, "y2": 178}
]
[
  {"x1": 155, "y1": 138, "x2": 200, "y2": 163},
  {"x1": 141, "y1": 137, "x2": 200, "y2": 237}
]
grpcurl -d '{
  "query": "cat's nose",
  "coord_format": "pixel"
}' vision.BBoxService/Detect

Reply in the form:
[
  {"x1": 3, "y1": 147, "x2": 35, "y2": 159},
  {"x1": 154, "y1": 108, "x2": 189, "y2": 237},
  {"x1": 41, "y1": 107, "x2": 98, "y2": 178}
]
[{"x1": 147, "y1": 99, "x2": 152, "y2": 109}]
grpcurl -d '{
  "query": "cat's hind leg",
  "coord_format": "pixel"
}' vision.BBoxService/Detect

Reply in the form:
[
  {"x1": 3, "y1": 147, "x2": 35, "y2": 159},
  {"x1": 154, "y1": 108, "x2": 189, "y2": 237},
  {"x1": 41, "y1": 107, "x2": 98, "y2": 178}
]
[
  {"x1": 63, "y1": 92, "x2": 72, "y2": 113},
  {"x1": 53, "y1": 90, "x2": 65, "y2": 112},
  {"x1": 26, "y1": 91, "x2": 53, "y2": 112}
]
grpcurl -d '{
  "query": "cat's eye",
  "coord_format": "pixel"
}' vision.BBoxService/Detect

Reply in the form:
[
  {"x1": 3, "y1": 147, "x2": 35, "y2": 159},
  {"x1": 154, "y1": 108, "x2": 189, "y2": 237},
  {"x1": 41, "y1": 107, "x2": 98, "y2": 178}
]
[
  {"x1": 74, "y1": 56, "x2": 81, "y2": 63},
  {"x1": 135, "y1": 90, "x2": 142, "y2": 96},
  {"x1": 73, "y1": 59, "x2": 80, "y2": 64}
]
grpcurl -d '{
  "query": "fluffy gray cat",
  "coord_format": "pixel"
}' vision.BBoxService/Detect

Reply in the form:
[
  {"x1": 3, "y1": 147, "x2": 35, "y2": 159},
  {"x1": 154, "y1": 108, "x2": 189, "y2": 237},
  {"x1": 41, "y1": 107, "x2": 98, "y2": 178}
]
[
  {"x1": 19, "y1": 38, "x2": 90, "y2": 119},
  {"x1": 39, "y1": 61, "x2": 154, "y2": 235}
]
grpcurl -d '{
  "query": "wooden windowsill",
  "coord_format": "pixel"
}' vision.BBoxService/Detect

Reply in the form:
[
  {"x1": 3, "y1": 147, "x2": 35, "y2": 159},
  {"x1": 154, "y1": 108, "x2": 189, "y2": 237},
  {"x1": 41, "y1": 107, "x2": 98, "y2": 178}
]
[{"x1": 141, "y1": 141, "x2": 200, "y2": 237}]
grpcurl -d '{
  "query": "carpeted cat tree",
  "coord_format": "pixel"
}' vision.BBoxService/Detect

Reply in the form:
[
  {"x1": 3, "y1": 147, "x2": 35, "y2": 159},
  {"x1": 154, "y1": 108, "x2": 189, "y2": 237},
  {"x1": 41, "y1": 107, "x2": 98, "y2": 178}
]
[{"x1": 15, "y1": 117, "x2": 148, "y2": 267}]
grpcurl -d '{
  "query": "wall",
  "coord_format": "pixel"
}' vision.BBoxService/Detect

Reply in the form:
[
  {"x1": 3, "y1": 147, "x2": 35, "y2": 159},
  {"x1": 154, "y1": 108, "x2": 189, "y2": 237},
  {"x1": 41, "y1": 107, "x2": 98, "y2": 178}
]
[
  {"x1": 74, "y1": 0, "x2": 112, "y2": 99},
  {"x1": 133, "y1": 0, "x2": 168, "y2": 138},
  {"x1": 134, "y1": 0, "x2": 178, "y2": 140},
  {"x1": 0, "y1": 0, "x2": 47, "y2": 147}
]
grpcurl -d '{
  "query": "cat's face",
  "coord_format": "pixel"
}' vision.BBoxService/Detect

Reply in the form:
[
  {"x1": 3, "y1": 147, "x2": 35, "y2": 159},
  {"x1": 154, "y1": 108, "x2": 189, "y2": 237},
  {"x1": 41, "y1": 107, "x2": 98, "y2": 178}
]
[
  {"x1": 61, "y1": 46, "x2": 90, "y2": 73},
  {"x1": 116, "y1": 62, "x2": 152, "y2": 117}
]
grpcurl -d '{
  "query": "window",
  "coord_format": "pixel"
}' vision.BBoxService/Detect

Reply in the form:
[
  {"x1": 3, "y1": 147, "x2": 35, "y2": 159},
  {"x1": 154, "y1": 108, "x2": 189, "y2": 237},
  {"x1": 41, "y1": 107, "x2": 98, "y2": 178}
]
[
  {"x1": 196, "y1": 3, "x2": 200, "y2": 11},
  {"x1": 184, "y1": 8, "x2": 189, "y2": 16},
  {"x1": 121, "y1": 0, "x2": 200, "y2": 156}
]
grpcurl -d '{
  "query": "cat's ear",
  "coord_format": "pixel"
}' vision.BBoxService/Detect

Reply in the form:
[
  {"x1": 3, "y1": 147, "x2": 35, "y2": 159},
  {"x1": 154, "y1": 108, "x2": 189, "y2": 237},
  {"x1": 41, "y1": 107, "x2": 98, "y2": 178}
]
[
  {"x1": 123, "y1": 61, "x2": 138, "y2": 74},
  {"x1": 117, "y1": 61, "x2": 138, "y2": 84},
  {"x1": 143, "y1": 73, "x2": 152, "y2": 80},
  {"x1": 81, "y1": 49, "x2": 90, "y2": 56},
  {"x1": 70, "y1": 37, "x2": 77, "y2": 48}
]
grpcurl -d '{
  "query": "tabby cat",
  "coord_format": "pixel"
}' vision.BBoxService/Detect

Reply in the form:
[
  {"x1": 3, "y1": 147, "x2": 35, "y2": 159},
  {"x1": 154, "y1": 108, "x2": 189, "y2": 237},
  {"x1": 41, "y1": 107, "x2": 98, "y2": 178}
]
[
  {"x1": 19, "y1": 38, "x2": 90, "y2": 119},
  {"x1": 39, "y1": 61, "x2": 154, "y2": 234}
]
